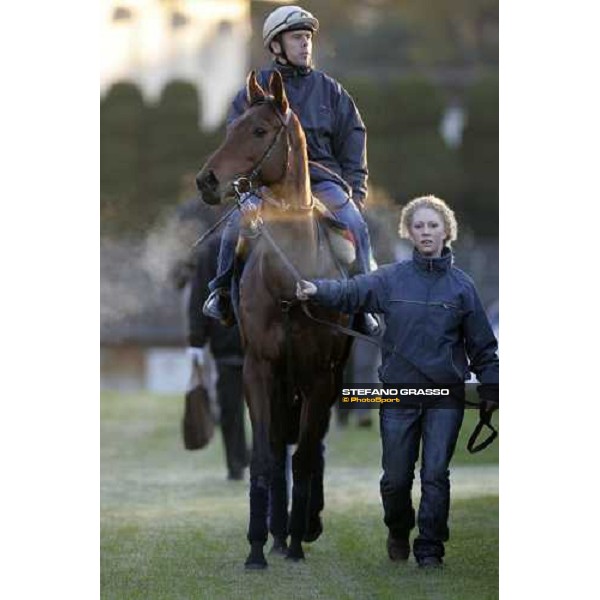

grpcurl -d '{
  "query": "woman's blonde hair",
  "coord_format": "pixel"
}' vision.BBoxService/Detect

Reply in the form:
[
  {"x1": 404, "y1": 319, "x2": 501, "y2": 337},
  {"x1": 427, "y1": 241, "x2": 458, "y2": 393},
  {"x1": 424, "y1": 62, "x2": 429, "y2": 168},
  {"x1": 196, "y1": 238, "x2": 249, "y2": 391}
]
[{"x1": 398, "y1": 195, "x2": 458, "y2": 246}]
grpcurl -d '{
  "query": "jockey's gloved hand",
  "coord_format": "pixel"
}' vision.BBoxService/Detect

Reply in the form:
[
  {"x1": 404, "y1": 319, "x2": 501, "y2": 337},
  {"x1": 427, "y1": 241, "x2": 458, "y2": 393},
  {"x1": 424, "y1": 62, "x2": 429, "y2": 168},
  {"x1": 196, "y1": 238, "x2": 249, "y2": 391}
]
[
  {"x1": 187, "y1": 346, "x2": 206, "y2": 366},
  {"x1": 296, "y1": 280, "x2": 317, "y2": 300},
  {"x1": 240, "y1": 203, "x2": 261, "y2": 236}
]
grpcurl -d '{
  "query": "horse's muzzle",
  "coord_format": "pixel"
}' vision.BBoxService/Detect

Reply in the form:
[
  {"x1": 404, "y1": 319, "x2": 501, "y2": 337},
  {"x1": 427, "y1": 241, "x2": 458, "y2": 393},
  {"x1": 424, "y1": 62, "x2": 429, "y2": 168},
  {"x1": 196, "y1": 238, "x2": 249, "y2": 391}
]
[{"x1": 196, "y1": 169, "x2": 221, "y2": 205}]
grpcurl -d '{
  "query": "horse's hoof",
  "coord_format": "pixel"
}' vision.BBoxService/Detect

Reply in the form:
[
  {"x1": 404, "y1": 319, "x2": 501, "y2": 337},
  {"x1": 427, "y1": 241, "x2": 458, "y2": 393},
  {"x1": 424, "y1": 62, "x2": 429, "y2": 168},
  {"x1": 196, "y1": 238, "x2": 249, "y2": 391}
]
[
  {"x1": 269, "y1": 537, "x2": 288, "y2": 556},
  {"x1": 302, "y1": 516, "x2": 323, "y2": 543},
  {"x1": 244, "y1": 555, "x2": 268, "y2": 570},
  {"x1": 244, "y1": 544, "x2": 268, "y2": 570},
  {"x1": 285, "y1": 540, "x2": 305, "y2": 562},
  {"x1": 244, "y1": 560, "x2": 267, "y2": 570}
]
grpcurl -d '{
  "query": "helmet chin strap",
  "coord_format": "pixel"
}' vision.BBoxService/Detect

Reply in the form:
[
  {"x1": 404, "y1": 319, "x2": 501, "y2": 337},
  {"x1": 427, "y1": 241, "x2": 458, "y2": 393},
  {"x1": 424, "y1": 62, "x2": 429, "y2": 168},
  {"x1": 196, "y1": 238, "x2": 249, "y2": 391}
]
[{"x1": 272, "y1": 35, "x2": 290, "y2": 65}]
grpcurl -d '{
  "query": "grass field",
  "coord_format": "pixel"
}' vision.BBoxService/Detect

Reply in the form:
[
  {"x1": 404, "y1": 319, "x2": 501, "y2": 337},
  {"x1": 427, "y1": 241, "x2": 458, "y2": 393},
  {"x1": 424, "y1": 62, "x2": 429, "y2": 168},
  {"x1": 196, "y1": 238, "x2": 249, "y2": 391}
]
[{"x1": 101, "y1": 392, "x2": 498, "y2": 599}]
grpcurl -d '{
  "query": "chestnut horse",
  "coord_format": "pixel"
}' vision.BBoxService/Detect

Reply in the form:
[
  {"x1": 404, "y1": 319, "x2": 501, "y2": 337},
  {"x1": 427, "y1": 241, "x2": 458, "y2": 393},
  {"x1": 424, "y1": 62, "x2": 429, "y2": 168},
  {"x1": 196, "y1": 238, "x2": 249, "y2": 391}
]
[{"x1": 196, "y1": 71, "x2": 351, "y2": 569}]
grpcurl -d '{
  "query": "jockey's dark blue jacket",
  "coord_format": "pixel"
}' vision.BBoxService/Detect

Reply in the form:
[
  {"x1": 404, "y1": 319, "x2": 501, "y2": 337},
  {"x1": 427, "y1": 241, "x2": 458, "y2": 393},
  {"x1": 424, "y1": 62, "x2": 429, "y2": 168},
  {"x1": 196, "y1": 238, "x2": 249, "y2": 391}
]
[
  {"x1": 311, "y1": 247, "x2": 499, "y2": 388},
  {"x1": 227, "y1": 63, "x2": 368, "y2": 202}
]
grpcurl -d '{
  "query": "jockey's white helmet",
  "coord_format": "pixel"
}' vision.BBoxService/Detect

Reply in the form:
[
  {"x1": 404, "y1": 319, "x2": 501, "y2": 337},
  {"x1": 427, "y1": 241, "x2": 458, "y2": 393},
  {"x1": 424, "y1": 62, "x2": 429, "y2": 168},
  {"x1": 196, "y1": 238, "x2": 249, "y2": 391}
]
[{"x1": 262, "y1": 5, "x2": 319, "y2": 50}]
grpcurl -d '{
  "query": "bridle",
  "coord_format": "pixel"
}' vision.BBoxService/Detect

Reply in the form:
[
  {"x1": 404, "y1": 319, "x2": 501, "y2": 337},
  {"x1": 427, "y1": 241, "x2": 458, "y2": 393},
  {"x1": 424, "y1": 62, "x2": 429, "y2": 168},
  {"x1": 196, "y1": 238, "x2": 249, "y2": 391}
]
[
  {"x1": 191, "y1": 97, "x2": 305, "y2": 250},
  {"x1": 232, "y1": 97, "x2": 292, "y2": 201}
]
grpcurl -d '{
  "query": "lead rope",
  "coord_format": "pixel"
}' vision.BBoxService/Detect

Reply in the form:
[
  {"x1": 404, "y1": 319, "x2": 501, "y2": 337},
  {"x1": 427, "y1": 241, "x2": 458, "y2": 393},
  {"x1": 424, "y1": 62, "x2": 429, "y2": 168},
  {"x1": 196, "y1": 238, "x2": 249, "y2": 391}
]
[{"x1": 280, "y1": 300, "x2": 296, "y2": 410}]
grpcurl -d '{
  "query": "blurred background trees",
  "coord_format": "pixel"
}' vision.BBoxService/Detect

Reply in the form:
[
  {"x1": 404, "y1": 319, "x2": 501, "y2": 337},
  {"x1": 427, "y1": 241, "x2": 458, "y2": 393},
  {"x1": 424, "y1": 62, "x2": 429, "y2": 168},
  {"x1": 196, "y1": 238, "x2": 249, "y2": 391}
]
[
  {"x1": 101, "y1": 0, "x2": 498, "y2": 240},
  {"x1": 100, "y1": 0, "x2": 499, "y2": 386}
]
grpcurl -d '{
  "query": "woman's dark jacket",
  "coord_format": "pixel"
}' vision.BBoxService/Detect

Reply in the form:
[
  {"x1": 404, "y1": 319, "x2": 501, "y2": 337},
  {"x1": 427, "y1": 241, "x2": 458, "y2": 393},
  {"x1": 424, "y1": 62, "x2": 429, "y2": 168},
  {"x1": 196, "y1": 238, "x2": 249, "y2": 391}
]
[
  {"x1": 311, "y1": 248, "x2": 499, "y2": 391},
  {"x1": 227, "y1": 63, "x2": 368, "y2": 203}
]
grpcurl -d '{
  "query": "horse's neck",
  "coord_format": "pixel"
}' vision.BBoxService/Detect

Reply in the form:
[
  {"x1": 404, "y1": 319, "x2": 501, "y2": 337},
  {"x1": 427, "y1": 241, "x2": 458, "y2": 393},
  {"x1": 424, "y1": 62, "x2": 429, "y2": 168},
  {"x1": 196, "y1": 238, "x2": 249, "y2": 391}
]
[
  {"x1": 260, "y1": 202, "x2": 319, "y2": 300},
  {"x1": 259, "y1": 118, "x2": 321, "y2": 293},
  {"x1": 270, "y1": 122, "x2": 311, "y2": 209},
  {"x1": 263, "y1": 207, "x2": 317, "y2": 260}
]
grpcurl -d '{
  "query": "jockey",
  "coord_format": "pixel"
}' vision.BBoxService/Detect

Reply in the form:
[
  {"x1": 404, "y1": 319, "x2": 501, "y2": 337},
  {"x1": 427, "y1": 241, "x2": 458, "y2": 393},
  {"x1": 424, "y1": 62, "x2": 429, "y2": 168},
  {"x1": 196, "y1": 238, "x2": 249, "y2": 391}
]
[{"x1": 202, "y1": 5, "x2": 379, "y2": 335}]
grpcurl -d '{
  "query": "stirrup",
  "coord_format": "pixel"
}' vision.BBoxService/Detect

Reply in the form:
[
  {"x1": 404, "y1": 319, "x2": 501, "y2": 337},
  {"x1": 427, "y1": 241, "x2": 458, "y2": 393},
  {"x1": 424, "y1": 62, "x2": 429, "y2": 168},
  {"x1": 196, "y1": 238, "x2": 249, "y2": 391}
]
[{"x1": 202, "y1": 289, "x2": 235, "y2": 326}]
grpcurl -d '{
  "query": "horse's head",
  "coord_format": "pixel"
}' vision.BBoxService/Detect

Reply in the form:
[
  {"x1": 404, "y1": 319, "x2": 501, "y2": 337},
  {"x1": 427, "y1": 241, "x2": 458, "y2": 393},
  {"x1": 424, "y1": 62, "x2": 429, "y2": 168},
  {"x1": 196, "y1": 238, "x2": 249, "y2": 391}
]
[{"x1": 196, "y1": 70, "x2": 292, "y2": 205}]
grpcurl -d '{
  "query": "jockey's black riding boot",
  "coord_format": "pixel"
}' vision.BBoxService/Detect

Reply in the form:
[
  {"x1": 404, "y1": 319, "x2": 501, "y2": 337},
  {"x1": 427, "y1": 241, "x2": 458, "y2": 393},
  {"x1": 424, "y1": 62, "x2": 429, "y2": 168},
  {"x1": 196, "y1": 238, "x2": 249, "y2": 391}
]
[
  {"x1": 354, "y1": 313, "x2": 381, "y2": 337},
  {"x1": 202, "y1": 288, "x2": 235, "y2": 327}
]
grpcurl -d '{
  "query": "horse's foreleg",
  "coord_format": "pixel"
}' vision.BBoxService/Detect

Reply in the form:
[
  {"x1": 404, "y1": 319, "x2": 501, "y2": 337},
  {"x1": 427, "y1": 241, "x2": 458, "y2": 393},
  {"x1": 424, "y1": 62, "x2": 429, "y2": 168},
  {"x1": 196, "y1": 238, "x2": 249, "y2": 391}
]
[
  {"x1": 244, "y1": 353, "x2": 273, "y2": 570},
  {"x1": 286, "y1": 447, "x2": 310, "y2": 561},
  {"x1": 286, "y1": 369, "x2": 335, "y2": 560},
  {"x1": 286, "y1": 444, "x2": 325, "y2": 550},
  {"x1": 268, "y1": 443, "x2": 289, "y2": 555},
  {"x1": 304, "y1": 440, "x2": 324, "y2": 543},
  {"x1": 302, "y1": 361, "x2": 345, "y2": 542},
  {"x1": 286, "y1": 384, "x2": 332, "y2": 560}
]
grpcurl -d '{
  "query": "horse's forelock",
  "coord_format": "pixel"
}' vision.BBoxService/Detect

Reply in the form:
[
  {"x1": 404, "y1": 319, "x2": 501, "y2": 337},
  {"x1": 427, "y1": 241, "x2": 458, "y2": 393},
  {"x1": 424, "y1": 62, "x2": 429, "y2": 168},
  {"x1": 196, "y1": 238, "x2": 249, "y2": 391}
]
[
  {"x1": 244, "y1": 96, "x2": 292, "y2": 129},
  {"x1": 248, "y1": 95, "x2": 275, "y2": 109}
]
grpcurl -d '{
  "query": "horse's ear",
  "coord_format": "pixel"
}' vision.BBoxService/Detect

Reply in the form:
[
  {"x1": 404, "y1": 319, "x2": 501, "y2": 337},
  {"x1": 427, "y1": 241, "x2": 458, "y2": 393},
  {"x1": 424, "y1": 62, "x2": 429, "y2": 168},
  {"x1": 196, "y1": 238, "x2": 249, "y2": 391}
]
[
  {"x1": 269, "y1": 71, "x2": 289, "y2": 115},
  {"x1": 246, "y1": 70, "x2": 266, "y2": 105}
]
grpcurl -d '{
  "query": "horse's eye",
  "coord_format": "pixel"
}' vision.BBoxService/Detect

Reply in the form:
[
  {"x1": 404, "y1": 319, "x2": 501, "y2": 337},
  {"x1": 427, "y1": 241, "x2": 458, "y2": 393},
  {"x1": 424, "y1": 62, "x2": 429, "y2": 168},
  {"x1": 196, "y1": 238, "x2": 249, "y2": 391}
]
[{"x1": 253, "y1": 127, "x2": 267, "y2": 137}]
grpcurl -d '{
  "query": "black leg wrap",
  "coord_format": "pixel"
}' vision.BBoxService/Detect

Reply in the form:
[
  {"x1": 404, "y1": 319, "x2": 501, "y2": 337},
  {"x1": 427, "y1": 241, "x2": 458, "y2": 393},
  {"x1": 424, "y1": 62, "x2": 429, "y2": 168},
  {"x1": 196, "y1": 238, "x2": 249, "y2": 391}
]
[
  {"x1": 304, "y1": 455, "x2": 324, "y2": 542},
  {"x1": 268, "y1": 449, "x2": 289, "y2": 541},
  {"x1": 269, "y1": 536, "x2": 288, "y2": 556},
  {"x1": 285, "y1": 537, "x2": 305, "y2": 562},
  {"x1": 245, "y1": 541, "x2": 268, "y2": 570},
  {"x1": 288, "y1": 477, "x2": 310, "y2": 541},
  {"x1": 247, "y1": 475, "x2": 269, "y2": 545}
]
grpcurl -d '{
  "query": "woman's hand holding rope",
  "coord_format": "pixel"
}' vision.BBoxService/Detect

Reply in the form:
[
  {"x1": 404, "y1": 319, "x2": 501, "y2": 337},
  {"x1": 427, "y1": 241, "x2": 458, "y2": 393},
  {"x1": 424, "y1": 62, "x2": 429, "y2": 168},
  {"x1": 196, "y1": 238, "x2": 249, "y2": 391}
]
[{"x1": 296, "y1": 280, "x2": 317, "y2": 300}]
